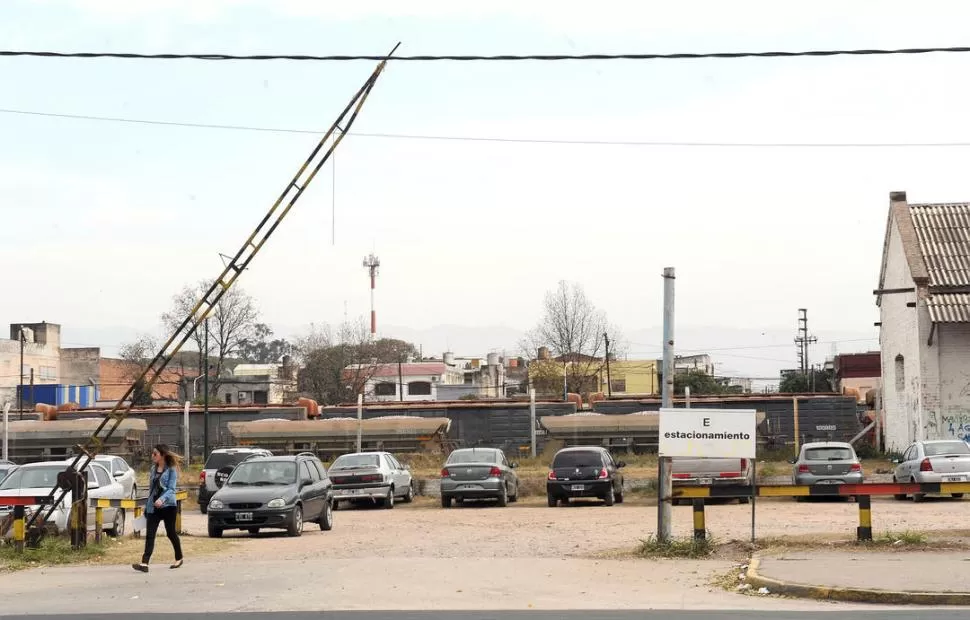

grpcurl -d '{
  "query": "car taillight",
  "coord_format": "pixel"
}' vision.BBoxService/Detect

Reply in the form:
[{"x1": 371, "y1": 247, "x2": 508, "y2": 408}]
[
  {"x1": 920, "y1": 458, "x2": 933, "y2": 472},
  {"x1": 850, "y1": 463, "x2": 862, "y2": 472},
  {"x1": 360, "y1": 474, "x2": 383, "y2": 483},
  {"x1": 740, "y1": 458, "x2": 748, "y2": 470},
  {"x1": 798, "y1": 464, "x2": 810, "y2": 473},
  {"x1": 199, "y1": 471, "x2": 206, "y2": 484},
  {"x1": 488, "y1": 466, "x2": 502, "y2": 477},
  {"x1": 440, "y1": 468, "x2": 450, "y2": 478},
  {"x1": 547, "y1": 470, "x2": 557, "y2": 480},
  {"x1": 598, "y1": 468, "x2": 609, "y2": 479},
  {"x1": 672, "y1": 473, "x2": 690, "y2": 479}
]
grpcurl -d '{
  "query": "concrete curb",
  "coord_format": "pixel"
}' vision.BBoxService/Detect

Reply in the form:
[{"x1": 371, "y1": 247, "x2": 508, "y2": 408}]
[{"x1": 745, "y1": 555, "x2": 970, "y2": 605}]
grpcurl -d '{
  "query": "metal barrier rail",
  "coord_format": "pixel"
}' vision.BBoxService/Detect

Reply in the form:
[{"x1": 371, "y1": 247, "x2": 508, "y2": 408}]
[
  {"x1": 1, "y1": 490, "x2": 188, "y2": 551},
  {"x1": 673, "y1": 481, "x2": 970, "y2": 542}
]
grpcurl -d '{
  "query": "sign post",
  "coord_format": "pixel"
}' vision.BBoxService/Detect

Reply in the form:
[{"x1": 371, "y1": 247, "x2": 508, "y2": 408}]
[{"x1": 659, "y1": 408, "x2": 758, "y2": 541}]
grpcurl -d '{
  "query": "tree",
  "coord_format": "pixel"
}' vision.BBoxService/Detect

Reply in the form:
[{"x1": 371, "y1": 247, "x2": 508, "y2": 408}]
[
  {"x1": 779, "y1": 368, "x2": 834, "y2": 393},
  {"x1": 522, "y1": 281, "x2": 622, "y2": 398},
  {"x1": 297, "y1": 319, "x2": 420, "y2": 405},
  {"x1": 161, "y1": 280, "x2": 261, "y2": 393},
  {"x1": 674, "y1": 370, "x2": 735, "y2": 396},
  {"x1": 131, "y1": 379, "x2": 153, "y2": 406},
  {"x1": 239, "y1": 323, "x2": 291, "y2": 364},
  {"x1": 118, "y1": 334, "x2": 194, "y2": 401}
]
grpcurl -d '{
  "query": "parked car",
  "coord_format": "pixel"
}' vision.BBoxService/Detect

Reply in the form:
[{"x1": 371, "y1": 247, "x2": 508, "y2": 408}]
[
  {"x1": 892, "y1": 439, "x2": 970, "y2": 501},
  {"x1": 198, "y1": 447, "x2": 273, "y2": 514},
  {"x1": 440, "y1": 447, "x2": 519, "y2": 508},
  {"x1": 0, "y1": 459, "x2": 127, "y2": 536},
  {"x1": 206, "y1": 453, "x2": 333, "y2": 538},
  {"x1": 94, "y1": 454, "x2": 138, "y2": 499},
  {"x1": 328, "y1": 451, "x2": 414, "y2": 509},
  {"x1": 0, "y1": 460, "x2": 16, "y2": 484},
  {"x1": 546, "y1": 447, "x2": 625, "y2": 507},
  {"x1": 792, "y1": 442, "x2": 864, "y2": 489},
  {"x1": 671, "y1": 457, "x2": 753, "y2": 505}
]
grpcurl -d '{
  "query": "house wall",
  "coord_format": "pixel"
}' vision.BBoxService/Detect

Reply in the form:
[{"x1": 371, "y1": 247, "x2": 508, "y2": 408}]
[
  {"x1": 98, "y1": 358, "x2": 183, "y2": 401},
  {"x1": 59, "y1": 347, "x2": 101, "y2": 386},
  {"x1": 879, "y1": 221, "x2": 924, "y2": 451},
  {"x1": 840, "y1": 377, "x2": 881, "y2": 402},
  {"x1": 933, "y1": 323, "x2": 970, "y2": 441},
  {"x1": 367, "y1": 373, "x2": 442, "y2": 402},
  {"x1": 600, "y1": 360, "x2": 658, "y2": 395}
]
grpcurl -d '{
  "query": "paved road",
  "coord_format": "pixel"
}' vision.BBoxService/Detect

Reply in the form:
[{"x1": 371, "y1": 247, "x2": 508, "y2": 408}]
[{"x1": 5, "y1": 613, "x2": 969, "y2": 619}]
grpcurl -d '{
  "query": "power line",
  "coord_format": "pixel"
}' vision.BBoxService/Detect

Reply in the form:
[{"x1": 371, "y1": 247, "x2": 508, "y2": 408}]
[
  {"x1": 4, "y1": 46, "x2": 970, "y2": 62},
  {"x1": 5, "y1": 108, "x2": 970, "y2": 149}
]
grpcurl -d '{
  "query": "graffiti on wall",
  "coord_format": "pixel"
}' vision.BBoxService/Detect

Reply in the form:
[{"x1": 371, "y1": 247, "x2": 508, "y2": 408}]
[{"x1": 941, "y1": 413, "x2": 970, "y2": 441}]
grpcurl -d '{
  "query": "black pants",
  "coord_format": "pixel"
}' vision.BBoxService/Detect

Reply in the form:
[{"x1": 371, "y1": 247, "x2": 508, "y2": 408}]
[{"x1": 142, "y1": 506, "x2": 183, "y2": 564}]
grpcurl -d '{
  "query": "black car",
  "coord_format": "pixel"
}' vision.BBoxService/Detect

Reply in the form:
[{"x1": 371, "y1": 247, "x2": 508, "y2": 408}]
[
  {"x1": 546, "y1": 447, "x2": 626, "y2": 507},
  {"x1": 206, "y1": 453, "x2": 334, "y2": 538}
]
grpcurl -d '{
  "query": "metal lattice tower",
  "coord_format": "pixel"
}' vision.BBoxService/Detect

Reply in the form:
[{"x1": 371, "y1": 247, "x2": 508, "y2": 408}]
[
  {"x1": 363, "y1": 253, "x2": 380, "y2": 339},
  {"x1": 794, "y1": 308, "x2": 817, "y2": 375}
]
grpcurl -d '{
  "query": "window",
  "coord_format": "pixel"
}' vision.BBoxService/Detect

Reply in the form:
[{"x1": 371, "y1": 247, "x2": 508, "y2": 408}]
[
  {"x1": 924, "y1": 441, "x2": 970, "y2": 456},
  {"x1": 304, "y1": 460, "x2": 321, "y2": 482},
  {"x1": 230, "y1": 461, "x2": 297, "y2": 485},
  {"x1": 39, "y1": 366, "x2": 56, "y2": 380},
  {"x1": 312, "y1": 460, "x2": 328, "y2": 480},
  {"x1": 804, "y1": 447, "x2": 854, "y2": 461},
  {"x1": 408, "y1": 381, "x2": 432, "y2": 396},
  {"x1": 301, "y1": 461, "x2": 317, "y2": 483},
  {"x1": 610, "y1": 379, "x2": 626, "y2": 393},
  {"x1": 93, "y1": 465, "x2": 111, "y2": 488},
  {"x1": 552, "y1": 450, "x2": 603, "y2": 468},
  {"x1": 224, "y1": 393, "x2": 232, "y2": 404},
  {"x1": 374, "y1": 382, "x2": 396, "y2": 396},
  {"x1": 446, "y1": 449, "x2": 501, "y2": 465},
  {"x1": 331, "y1": 454, "x2": 380, "y2": 469},
  {"x1": 894, "y1": 354, "x2": 905, "y2": 392}
]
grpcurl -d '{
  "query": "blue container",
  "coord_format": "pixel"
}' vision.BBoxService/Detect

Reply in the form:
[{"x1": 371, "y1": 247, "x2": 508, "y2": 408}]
[
  {"x1": 17, "y1": 384, "x2": 59, "y2": 407},
  {"x1": 15, "y1": 384, "x2": 96, "y2": 408}
]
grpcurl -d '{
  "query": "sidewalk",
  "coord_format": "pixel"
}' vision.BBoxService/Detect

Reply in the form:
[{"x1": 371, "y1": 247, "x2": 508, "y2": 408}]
[{"x1": 747, "y1": 551, "x2": 970, "y2": 605}]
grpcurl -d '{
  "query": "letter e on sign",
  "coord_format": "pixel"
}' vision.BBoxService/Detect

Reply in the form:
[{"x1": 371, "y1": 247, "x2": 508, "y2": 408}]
[{"x1": 703, "y1": 418, "x2": 710, "y2": 427}]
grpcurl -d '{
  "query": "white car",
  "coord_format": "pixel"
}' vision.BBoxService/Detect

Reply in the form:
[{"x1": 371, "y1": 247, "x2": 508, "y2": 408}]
[
  {"x1": 94, "y1": 454, "x2": 138, "y2": 499},
  {"x1": 0, "y1": 460, "x2": 128, "y2": 536}
]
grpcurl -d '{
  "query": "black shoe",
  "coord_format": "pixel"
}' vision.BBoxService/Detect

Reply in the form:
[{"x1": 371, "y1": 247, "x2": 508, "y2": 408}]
[
  {"x1": 132, "y1": 563, "x2": 149, "y2": 573},
  {"x1": 170, "y1": 559, "x2": 183, "y2": 569}
]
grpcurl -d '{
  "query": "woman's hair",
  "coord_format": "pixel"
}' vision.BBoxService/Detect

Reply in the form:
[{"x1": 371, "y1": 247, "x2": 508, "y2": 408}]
[{"x1": 153, "y1": 444, "x2": 183, "y2": 470}]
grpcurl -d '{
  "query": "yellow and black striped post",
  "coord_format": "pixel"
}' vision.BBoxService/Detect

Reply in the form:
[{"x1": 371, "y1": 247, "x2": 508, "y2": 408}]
[
  {"x1": 857, "y1": 494, "x2": 873, "y2": 541},
  {"x1": 692, "y1": 498, "x2": 706, "y2": 541},
  {"x1": 94, "y1": 506, "x2": 104, "y2": 544},
  {"x1": 12, "y1": 506, "x2": 25, "y2": 552}
]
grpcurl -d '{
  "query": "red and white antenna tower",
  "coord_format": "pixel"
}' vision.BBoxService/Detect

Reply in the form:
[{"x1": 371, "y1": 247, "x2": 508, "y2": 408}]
[{"x1": 362, "y1": 253, "x2": 380, "y2": 339}]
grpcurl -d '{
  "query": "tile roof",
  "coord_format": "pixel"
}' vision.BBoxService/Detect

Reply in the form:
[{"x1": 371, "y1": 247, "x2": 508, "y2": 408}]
[
  {"x1": 925, "y1": 293, "x2": 970, "y2": 323},
  {"x1": 910, "y1": 203, "x2": 970, "y2": 288}
]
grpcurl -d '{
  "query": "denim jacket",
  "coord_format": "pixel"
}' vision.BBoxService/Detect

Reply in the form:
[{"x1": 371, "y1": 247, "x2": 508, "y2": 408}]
[{"x1": 146, "y1": 466, "x2": 178, "y2": 513}]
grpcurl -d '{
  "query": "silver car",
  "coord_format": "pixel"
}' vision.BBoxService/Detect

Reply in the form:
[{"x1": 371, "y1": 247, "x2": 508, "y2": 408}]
[
  {"x1": 94, "y1": 454, "x2": 138, "y2": 499},
  {"x1": 328, "y1": 452, "x2": 414, "y2": 509},
  {"x1": 440, "y1": 448, "x2": 519, "y2": 508},
  {"x1": 792, "y1": 441, "x2": 864, "y2": 486},
  {"x1": 892, "y1": 439, "x2": 970, "y2": 501}
]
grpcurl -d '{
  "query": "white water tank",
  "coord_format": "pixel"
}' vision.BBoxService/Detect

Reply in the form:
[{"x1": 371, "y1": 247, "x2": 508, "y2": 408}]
[
  {"x1": 443, "y1": 352, "x2": 455, "y2": 366},
  {"x1": 486, "y1": 352, "x2": 499, "y2": 367}
]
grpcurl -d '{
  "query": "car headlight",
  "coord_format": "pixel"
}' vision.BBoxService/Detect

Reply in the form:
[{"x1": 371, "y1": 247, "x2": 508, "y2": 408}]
[
  {"x1": 209, "y1": 499, "x2": 225, "y2": 510},
  {"x1": 266, "y1": 498, "x2": 286, "y2": 508}
]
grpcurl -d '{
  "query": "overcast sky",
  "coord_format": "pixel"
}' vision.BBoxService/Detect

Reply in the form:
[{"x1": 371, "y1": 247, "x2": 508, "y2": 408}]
[{"x1": 7, "y1": 1, "x2": 970, "y2": 376}]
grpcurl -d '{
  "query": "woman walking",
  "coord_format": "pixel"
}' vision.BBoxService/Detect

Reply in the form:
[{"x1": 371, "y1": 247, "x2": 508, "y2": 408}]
[{"x1": 132, "y1": 444, "x2": 184, "y2": 572}]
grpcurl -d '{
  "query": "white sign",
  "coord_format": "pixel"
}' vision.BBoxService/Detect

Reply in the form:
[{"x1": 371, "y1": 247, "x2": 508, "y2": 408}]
[{"x1": 659, "y1": 408, "x2": 757, "y2": 459}]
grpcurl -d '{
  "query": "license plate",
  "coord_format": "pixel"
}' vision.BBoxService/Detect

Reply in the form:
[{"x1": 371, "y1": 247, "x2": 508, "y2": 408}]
[
  {"x1": 943, "y1": 475, "x2": 967, "y2": 482},
  {"x1": 817, "y1": 479, "x2": 841, "y2": 485},
  {"x1": 236, "y1": 512, "x2": 253, "y2": 521},
  {"x1": 697, "y1": 478, "x2": 713, "y2": 486},
  {"x1": 570, "y1": 484, "x2": 585, "y2": 491},
  {"x1": 458, "y1": 484, "x2": 481, "y2": 491}
]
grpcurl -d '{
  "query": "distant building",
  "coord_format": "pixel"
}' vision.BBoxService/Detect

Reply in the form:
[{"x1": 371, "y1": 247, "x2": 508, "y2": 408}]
[
  {"x1": 597, "y1": 360, "x2": 659, "y2": 395},
  {"x1": 674, "y1": 354, "x2": 714, "y2": 375},
  {"x1": 834, "y1": 352, "x2": 881, "y2": 403},
  {"x1": 876, "y1": 191, "x2": 970, "y2": 450},
  {"x1": 356, "y1": 361, "x2": 464, "y2": 402},
  {"x1": 216, "y1": 361, "x2": 298, "y2": 405},
  {"x1": 0, "y1": 322, "x2": 62, "y2": 406}
]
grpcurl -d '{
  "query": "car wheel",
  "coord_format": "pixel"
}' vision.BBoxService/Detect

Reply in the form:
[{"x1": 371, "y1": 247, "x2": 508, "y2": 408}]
[
  {"x1": 496, "y1": 484, "x2": 508, "y2": 508},
  {"x1": 247, "y1": 528, "x2": 260, "y2": 536},
  {"x1": 403, "y1": 483, "x2": 415, "y2": 503},
  {"x1": 441, "y1": 495, "x2": 452, "y2": 509},
  {"x1": 107, "y1": 509, "x2": 125, "y2": 537},
  {"x1": 547, "y1": 494, "x2": 558, "y2": 508},
  {"x1": 892, "y1": 477, "x2": 907, "y2": 501},
  {"x1": 911, "y1": 478, "x2": 925, "y2": 503},
  {"x1": 384, "y1": 487, "x2": 395, "y2": 509},
  {"x1": 952, "y1": 493, "x2": 965, "y2": 499},
  {"x1": 604, "y1": 485, "x2": 615, "y2": 506},
  {"x1": 130, "y1": 485, "x2": 138, "y2": 500},
  {"x1": 287, "y1": 505, "x2": 304, "y2": 537},
  {"x1": 199, "y1": 502, "x2": 208, "y2": 515},
  {"x1": 207, "y1": 523, "x2": 223, "y2": 538},
  {"x1": 319, "y1": 500, "x2": 334, "y2": 531},
  {"x1": 615, "y1": 489, "x2": 624, "y2": 504},
  {"x1": 738, "y1": 497, "x2": 750, "y2": 505}
]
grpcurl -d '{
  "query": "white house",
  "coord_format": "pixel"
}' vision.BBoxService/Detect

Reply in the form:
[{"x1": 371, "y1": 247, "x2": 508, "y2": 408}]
[
  {"x1": 876, "y1": 191, "x2": 970, "y2": 451},
  {"x1": 362, "y1": 362, "x2": 464, "y2": 402}
]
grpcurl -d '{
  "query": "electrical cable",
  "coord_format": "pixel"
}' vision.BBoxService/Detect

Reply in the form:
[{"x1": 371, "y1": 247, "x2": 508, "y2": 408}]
[
  {"x1": 4, "y1": 46, "x2": 970, "y2": 62},
  {"x1": 4, "y1": 108, "x2": 970, "y2": 148}
]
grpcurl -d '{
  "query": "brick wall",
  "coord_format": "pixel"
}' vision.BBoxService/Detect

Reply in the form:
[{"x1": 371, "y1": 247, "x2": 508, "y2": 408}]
[{"x1": 99, "y1": 358, "x2": 184, "y2": 401}]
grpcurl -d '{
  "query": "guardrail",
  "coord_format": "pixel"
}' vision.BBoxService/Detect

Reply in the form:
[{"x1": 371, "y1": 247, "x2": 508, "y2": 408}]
[
  {"x1": 1, "y1": 490, "x2": 188, "y2": 552},
  {"x1": 673, "y1": 481, "x2": 970, "y2": 542}
]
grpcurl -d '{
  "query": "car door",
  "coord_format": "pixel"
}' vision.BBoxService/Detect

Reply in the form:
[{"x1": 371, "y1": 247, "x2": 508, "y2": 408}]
[
  {"x1": 312, "y1": 460, "x2": 332, "y2": 505},
  {"x1": 498, "y1": 451, "x2": 515, "y2": 495},
  {"x1": 109, "y1": 458, "x2": 134, "y2": 498},
  {"x1": 86, "y1": 465, "x2": 115, "y2": 530},
  {"x1": 391, "y1": 454, "x2": 411, "y2": 492},
  {"x1": 383, "y1": 454, "x2": 404, "y2": 494},
  {"x1": 898, "y1": 445, "x2": 915, "y2": 479},
  {"x1": 603, "y1": 451, "x2": 620, "y2": 490},
  {"x1": 300, "y1": 460, "x2": 323, "y2": 519}
]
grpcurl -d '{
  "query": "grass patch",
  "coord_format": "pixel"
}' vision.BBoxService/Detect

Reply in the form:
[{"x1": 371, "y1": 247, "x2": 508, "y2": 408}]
[
  {"x1": 871, "y1": 530, "x2": 928, "y2": 546},
  {"x1": 638, "y1": 533, "x2": 717, "y2": 559}
]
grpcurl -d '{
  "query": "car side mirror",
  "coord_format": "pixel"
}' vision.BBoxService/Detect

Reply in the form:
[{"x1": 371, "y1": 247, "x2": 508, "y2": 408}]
[{"x1": 510, "y1": 462, "x2": 518, "y2": 469}]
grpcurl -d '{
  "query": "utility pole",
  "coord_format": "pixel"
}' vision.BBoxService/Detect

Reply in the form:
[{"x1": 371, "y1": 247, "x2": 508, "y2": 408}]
[
  {"x1": 398, "y1": 355, "x2": 404, "y2": 402},
  {"x1": 18, "y1": 327, "x2": 25, "y2": 419},
  {"x1": 604, "y1": 333, "x2": 613, "y2": 398},
  {"x1": 658, "y1": 267, "x2": 676, "y2": 543},
  {"x1": 794, "y1": 308, "x2": 817, "y2": 377},
  {"x1": 203, "y1": 318, "x2": 210, "y2": 460},
  {"x1": 363, "y1": 253, "x2": 380, "y2": 340}
]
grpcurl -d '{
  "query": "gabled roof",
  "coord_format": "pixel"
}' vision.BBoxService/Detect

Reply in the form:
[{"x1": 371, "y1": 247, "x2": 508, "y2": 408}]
[{"x1": 878, "y1": 192, "x2": 970, "y2": 323}]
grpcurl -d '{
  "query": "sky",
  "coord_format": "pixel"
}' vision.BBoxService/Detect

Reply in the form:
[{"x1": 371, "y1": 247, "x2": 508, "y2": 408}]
[{"x1": 6, "y1": 1, "x2": 970, "y2": 380}]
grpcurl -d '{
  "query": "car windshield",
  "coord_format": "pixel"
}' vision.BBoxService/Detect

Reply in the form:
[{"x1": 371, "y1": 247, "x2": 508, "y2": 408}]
[
  {"x1": 228, "y1": 461, "x2": 297, "y2": 486},
  {"x1": 553, "y1": 451, "x2": 603, "y2": 468},
  {"x1": 804, "y1": 447, "x2": 854, "y2": 461},
  {"x1": 206, "y1": 452, "x2": 259, "y2": 470},
  {"x1": 446, "y1": 450, "x2": 499, "y2": 465},
  {"x1": 330, "y1": 454, "x2": 380, "y2": 469},
  {"x1": 0, "y1": 465, "x2": 64, "y2": 490},
  {"x1": 924, "y1": 441, "x2": 970, "y2": 456}
]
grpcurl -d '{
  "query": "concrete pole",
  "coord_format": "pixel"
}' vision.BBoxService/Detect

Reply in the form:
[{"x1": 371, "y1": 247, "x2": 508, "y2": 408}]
[
  {"x1": 2, "y1": 402, "x2": 9, "y2": 461},
  {"x1": 183, "y1": 401, "x2": 191, "y2": 463},
  {"x1": 658, "y1": 267, "x2": 676, "y2": 543},
  {"x1": 356, "y1": 393, "x2": 363, "y2": 453},
  {"x1": 685, "y1": 386, "x2": 691, "y2": 409},
  {"x1": 529, "y1": 389, "x2": 537, "y2": 458}
]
